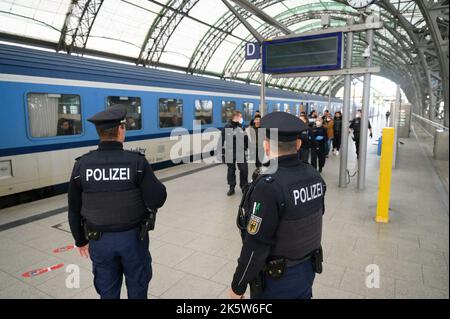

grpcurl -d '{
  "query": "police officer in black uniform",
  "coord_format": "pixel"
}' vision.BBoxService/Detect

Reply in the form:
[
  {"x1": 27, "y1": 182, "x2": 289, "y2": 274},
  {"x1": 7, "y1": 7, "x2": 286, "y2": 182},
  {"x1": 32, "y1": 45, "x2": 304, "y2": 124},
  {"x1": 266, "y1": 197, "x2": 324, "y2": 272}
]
[
  {"x1": 349, "y1": 109, "x2": 373, "y2": 159},
  {"x1": 68, "y1": 105, "x2": 167, "y2": 299},
  {"x1": 220, "y1": 110, "x2": 249, "y2": 196},
  {"x1": 230, "y1": 112, "x2": 325, "y2": 299}
]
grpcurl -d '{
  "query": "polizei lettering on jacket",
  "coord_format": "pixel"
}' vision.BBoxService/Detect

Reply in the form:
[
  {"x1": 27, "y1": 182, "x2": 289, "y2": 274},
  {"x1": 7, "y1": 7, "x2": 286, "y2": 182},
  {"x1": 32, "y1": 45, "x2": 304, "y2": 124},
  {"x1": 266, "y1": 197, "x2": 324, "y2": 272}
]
[
  {"x1": 293, "y1": 182, "x2": 324, "y2": 205},
  {"x1": 85, "y1": 168, "x2": 130, "y2": 182}
]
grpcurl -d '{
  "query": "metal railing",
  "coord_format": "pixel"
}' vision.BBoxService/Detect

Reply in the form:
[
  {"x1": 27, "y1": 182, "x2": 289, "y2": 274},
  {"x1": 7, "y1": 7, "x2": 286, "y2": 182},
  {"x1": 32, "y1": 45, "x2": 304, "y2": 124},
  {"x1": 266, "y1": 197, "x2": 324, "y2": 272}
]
[{"x1": 412, "y1": 113, "x2": 449, "y2": 137}]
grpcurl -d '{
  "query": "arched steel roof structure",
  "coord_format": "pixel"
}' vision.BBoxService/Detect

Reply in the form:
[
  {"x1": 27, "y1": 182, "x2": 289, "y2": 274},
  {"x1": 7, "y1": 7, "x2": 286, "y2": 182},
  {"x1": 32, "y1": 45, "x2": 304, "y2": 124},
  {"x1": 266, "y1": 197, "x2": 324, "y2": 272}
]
[{"x1": 0, "y1": 0, "x2": 448, "y2": 125}]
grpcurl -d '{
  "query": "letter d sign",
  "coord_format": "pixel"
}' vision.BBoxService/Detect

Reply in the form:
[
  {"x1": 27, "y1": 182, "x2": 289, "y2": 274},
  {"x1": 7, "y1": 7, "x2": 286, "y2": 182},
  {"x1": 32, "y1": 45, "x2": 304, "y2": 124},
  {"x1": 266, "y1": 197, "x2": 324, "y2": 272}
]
[{"x1": 245, "y1": 42, "x2": 260, "y2": 60}]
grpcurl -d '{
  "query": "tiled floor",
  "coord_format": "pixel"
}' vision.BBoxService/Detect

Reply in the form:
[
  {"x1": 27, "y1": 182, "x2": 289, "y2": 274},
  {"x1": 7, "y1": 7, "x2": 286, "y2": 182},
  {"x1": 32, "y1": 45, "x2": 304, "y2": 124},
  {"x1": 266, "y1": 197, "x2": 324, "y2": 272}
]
[{"x1": 0, "y1": 116, "x2": 448, "y2": 299}]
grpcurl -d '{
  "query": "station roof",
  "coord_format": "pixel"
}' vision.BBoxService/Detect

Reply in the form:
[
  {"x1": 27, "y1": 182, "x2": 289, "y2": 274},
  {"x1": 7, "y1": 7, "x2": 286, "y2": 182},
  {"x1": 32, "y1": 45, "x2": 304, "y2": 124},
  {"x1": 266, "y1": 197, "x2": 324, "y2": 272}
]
[{"x1": 0, "y1": 0, "x2": 448, "y2": 124}]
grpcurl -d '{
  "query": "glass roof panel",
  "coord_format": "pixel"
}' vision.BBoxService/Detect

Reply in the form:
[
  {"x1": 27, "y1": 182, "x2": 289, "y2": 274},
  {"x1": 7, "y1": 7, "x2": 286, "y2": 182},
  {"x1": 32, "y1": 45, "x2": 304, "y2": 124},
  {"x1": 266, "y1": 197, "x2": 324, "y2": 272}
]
[
  {"x1": 205, "y1": 39, "x2": 241, "y2": 74},
  {"x1": 159, "y1": 18, "x2": 210, "y2": 68},
  {"x1": 86, "y1": 0, "x2": 159, "y2": 58},
  {"x1": 0, "y1": 0, "x2": 70, "y2": 42},
  {"x1": 188, "y1": 0, "x2": 227, "y2": 25}
]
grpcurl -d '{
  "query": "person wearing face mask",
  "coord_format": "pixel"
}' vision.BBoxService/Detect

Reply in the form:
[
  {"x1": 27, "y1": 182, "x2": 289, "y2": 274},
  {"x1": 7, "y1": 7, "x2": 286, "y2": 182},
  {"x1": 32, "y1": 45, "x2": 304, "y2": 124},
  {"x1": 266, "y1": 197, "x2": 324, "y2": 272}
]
[
  {"x1": 332, "y1": 111, "x2": 342, "y2": 155},
  {"x1": 349, "y1": 110, "x2": 373, "y2": 159},
  {"x1": 309, "y1": 118, "x2": 327, "y2": 173},
  {"x1": 220, "y1": 110, "x2": 249, "y2": 196}
]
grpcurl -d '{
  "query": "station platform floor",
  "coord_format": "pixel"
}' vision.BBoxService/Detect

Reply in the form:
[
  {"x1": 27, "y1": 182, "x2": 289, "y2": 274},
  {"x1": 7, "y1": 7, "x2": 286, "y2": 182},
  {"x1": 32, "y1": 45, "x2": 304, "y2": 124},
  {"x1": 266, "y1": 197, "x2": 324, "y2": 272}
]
[{"x1": 0, "y1": 116, "x2": 448, "y2": 299}]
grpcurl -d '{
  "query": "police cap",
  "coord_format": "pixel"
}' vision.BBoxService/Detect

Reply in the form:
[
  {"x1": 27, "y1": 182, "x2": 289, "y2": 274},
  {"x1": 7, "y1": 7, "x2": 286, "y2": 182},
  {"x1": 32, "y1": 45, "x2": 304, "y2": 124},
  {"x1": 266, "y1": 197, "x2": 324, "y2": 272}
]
[
  {"x1": 87, "y1": 104, "x2": 127, "y2": 129},
  {"x1": 261, "y1": 112, "x2": 309, "y2": 141}
]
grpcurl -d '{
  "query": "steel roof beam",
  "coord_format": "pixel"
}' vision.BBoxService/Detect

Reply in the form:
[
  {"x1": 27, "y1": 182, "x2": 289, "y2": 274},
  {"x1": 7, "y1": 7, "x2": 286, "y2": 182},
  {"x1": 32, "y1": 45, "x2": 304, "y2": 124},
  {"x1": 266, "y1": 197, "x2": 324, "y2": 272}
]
[
  {"x1": 57, "y1": 0, "x2": 104, "y2": 55},
  {"x1": 229, "y1": 0, "x2": 293, "y2": 35}
]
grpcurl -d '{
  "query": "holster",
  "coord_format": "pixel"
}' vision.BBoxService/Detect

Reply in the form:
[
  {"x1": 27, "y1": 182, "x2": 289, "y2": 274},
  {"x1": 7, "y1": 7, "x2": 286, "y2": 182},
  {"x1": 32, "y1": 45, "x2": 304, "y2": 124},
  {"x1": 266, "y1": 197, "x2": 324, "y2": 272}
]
[
  {"x1": 310, "y1": 247, "x2": 323, "y2": 274},
  {"x1": 139, "y1": 209, "x2": 157, "y2": 241},
  {"x1": 249, "y1": 271, "x2": 265, "y2": 299}
]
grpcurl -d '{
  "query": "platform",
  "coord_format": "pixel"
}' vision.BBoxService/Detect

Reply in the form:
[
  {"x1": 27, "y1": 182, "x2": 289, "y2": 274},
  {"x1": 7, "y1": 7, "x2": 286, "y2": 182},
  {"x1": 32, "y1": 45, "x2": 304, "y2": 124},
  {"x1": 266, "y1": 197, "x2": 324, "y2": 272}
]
[{"x1": 0, "y1": 116, "x2": 448, "y2": 299}]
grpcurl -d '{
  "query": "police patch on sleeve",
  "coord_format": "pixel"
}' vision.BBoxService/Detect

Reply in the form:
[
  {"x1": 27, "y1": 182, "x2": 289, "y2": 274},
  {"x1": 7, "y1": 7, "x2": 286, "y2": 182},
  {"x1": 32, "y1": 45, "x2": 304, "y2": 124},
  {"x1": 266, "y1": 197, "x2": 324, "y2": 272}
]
[
  {"x1": 247, "y1": 202, "x2": 262, "y2": 235},
  {"x1": 247, "y1": 215, "x2": 262, "y2": 235}
]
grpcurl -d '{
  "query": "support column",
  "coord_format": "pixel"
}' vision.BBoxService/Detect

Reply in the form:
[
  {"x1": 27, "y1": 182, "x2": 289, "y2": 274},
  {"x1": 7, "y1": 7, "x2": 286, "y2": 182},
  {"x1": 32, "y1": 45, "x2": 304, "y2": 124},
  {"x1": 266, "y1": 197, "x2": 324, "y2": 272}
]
[
  {"x1": 357, "y1": 15, "x2": 375, "y2": 190},
  {"x1": 339, "y1": 18, "x2": 354, "y2": 188}
]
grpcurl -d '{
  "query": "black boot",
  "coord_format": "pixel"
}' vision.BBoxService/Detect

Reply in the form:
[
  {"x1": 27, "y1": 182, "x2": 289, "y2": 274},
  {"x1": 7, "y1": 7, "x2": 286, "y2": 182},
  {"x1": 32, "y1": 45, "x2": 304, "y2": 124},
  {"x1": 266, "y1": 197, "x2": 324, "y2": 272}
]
[{"x1": 227, "y1": 186, "x2": 235, "y2": 196}]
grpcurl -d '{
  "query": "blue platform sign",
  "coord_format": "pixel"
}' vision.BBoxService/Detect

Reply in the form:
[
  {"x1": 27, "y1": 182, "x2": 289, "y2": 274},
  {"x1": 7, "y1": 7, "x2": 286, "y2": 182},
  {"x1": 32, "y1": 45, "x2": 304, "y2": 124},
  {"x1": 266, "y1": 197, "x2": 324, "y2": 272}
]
[
  {"x1": 262, "y1": 32, "x2": 343, "y2": 74},
  {"x1": 245, "y1": 42, "x2": 261, "y2": 60}
]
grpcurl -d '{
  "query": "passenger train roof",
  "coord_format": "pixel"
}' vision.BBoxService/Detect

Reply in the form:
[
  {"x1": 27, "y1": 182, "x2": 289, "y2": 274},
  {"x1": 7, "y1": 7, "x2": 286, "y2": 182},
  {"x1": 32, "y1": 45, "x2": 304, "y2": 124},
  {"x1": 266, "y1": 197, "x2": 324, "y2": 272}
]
[{"x1": 0, "y1": 43, "x2": 341, "y2": 103}]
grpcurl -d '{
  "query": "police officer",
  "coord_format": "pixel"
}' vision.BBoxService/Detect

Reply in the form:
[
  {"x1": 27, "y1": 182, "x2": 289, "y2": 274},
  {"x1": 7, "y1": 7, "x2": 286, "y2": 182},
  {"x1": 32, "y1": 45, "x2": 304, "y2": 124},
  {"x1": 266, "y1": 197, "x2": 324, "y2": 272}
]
[
  {"x1": 220, "y1": 110, "x2": 249, "y2": 196},
  {"x1": 230, "y1": 112, "x2": 325, "y2": 299},
  {"x1": 68, "y1": 104, "x2": 167, "y2": 299},
  {"x1": 349, "y1": 109, "x2": 373, "y2": 159},
  {"x1": 309, "y1": 118, "x2": 328, "y2": 173}
]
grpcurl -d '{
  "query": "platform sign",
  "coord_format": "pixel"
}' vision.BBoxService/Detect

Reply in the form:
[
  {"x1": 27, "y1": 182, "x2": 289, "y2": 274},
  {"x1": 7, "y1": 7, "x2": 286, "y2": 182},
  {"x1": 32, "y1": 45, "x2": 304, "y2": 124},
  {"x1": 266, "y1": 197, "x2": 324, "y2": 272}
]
[
  {"x1": 262, "y1": 32, "x2": 343, "y2": 74},
  {"x1": 245, "y1": 42, "x2": 261, "y2": 60}
]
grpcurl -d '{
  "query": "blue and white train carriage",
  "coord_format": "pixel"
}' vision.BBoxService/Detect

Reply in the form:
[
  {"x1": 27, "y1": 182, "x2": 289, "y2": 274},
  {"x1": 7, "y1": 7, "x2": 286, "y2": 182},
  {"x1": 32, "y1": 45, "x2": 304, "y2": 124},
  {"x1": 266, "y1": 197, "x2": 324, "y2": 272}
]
[{"x1": 0, "y1": 43, "x2": 342, "y2": 201}]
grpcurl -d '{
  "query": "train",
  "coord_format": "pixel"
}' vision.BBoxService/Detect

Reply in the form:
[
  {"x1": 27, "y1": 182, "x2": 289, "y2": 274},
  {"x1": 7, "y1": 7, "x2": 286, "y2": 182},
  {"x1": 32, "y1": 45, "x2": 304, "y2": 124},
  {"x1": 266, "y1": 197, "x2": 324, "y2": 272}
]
[{"x1": 0, "y1": 43, "x2": 343, "y2": 203}]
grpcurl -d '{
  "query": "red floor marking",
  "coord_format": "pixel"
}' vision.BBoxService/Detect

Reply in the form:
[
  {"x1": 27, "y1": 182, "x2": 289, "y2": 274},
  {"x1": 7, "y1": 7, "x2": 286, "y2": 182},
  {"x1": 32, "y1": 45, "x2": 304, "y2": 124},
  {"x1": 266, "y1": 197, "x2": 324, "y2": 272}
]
[
  {"x1": 52, "y1": 245, "x2": 74, "y2": 253},
  {"x1": 21, "y1": 263, "x2": 65, "y2": 278}
]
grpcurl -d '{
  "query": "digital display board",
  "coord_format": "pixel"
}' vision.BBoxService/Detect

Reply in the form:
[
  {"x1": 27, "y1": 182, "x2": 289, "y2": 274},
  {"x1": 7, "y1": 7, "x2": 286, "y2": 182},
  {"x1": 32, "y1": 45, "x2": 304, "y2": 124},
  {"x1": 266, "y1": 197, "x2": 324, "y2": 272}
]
[{"x1": 262, "y1": 32, "x2": 343, "y2": 74}]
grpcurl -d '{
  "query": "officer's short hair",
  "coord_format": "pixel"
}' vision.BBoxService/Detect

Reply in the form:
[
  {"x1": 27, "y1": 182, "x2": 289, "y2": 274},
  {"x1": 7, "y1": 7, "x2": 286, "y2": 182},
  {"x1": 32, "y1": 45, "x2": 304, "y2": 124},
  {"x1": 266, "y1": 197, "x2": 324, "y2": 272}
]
[
  {"x1": 270, "y1": 138, "x2": 298, "y2": 154},
  {"x1": 96, "y1": 125, "x2": 121, "y2": 140},
  {"x1": 232, "y1": 110, "x2": 242, "y2": 119}
]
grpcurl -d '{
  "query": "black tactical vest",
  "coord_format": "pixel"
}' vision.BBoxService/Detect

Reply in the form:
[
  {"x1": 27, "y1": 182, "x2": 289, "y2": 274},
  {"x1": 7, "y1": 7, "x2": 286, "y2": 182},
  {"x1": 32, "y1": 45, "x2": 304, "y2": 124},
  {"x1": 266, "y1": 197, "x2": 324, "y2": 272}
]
[
  {"x1": 260, "y1": 160, "x2": 324, "y2": 261},
  {"x1": 352, "y1": 118, "x2": 361, "y2": 135},
  {"x1": 76, "y1": 147, "x2": 146, "y2": 231}
]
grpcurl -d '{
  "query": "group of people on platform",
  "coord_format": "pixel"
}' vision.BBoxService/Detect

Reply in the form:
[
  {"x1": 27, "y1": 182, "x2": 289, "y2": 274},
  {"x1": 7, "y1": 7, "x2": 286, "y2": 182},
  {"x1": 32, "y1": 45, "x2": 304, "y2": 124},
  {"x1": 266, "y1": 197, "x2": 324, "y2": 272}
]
[{"x1": 220, "y1": 108, "x2": 372, "y2": 196}]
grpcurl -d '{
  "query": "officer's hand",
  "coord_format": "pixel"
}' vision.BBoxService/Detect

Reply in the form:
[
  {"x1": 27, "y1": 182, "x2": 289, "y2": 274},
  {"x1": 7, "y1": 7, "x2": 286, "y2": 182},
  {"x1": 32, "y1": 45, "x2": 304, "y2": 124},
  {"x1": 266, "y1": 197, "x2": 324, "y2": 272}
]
[
  {"x1": 228, "y1": 288, "x2": 244, "y2": 299},
  {"x1": 78, "y1": 244, "x2": 90, "y2": 259}
]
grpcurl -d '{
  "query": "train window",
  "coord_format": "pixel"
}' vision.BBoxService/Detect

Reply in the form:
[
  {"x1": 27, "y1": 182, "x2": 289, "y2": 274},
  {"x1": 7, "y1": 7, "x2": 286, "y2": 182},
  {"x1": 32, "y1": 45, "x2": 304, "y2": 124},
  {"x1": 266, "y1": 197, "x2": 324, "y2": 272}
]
[
  {"x1": 222, "y1": 100, "x2": 236, "y2": 123},
  {"x1": 283, "y1": 103, "x2": 290, "y2": 113},
  {"x1": 194, "y1": 99, "x2": 213, "y2": 125},
  {"x1": 242, "y1": 102, "x2": 254, "y2": 122},
  {"x1": 107, "y1": 96, "x2": 142, "y2": 130},
  {"x1": 273, "y1": 103, "x2": 281, "y2": 112},
  {"x1": 27, "y1": 93, "x2": 82, "y2": 138},
  {"x1": 159, "y1": 98, "x2": 183, "y2": 128},
  {"x1": 293, "y1": 104, "x2": 300, "y2": 116}
]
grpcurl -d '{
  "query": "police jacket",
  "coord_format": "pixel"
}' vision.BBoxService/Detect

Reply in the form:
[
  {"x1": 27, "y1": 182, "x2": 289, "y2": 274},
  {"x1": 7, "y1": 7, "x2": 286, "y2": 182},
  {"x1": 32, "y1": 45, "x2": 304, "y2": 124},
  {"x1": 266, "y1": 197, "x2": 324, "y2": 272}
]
[
  {"x1": 220, "y1": 120, "x2": 248, "y2": 161},
  {"x1": 309, "y1": 126, "x2": 327, "y2": 149},
  {"x1": 247, "y1": 125, "x2": 264, "y2": 163},
  {"x1": 349, "y1": 118, "x2": 372, "y2": 136},
  {"x1": 299, "y1": 127, "x2": 310, "y2": 150},
  {"x1": 333, "y1": 117, "x2": 342, "y2": 137},
  {"x1": 231, "y1": 154, "x2": 325, "y2": 295},
  {"x1": 68, "y1": 141, "x2": 167, "y2": 247}
]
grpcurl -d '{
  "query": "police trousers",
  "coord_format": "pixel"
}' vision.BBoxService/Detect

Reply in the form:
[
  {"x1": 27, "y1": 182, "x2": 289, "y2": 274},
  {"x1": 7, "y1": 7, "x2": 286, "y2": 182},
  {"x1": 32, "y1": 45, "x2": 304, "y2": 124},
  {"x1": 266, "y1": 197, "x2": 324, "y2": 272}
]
[
  {"x1": 89, "y1": 227, "x2": 152, "y2": 299},
  {"x1": 310, "y1": 145, "x2": 326, "y2": 170},
  {"x1": 227, "y1": 161, "x2": 248, "y2": 188},
  {"x1": 353, "y1": 136, "x2": 360, "y2": 159},
  {"x1": 258, "y1": 260, "x2": 315, "y2": 299}
]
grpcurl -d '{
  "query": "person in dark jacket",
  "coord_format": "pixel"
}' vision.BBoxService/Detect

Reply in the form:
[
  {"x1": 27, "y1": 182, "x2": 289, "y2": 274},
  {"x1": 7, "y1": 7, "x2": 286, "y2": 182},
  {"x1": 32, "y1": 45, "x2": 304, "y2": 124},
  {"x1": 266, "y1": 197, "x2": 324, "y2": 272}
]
[
  {"x1": 220, "y1": 110, "x2": 249, "y2": 196},
  {"x1": 298, "y1": 113, "x2": 310, "y2": 163},
  {"x1": 309, "y1": 118, "x2": 327, "y2": 173},
  {"x1": 332, "y1": 111, "x2": 342, "y2": 155},
  {"x1": 248, "y1": 114, "x2": 263, "y2": 168},
  {"x1": 349, "y1": 110, "x2": 373, "y2": 159}
]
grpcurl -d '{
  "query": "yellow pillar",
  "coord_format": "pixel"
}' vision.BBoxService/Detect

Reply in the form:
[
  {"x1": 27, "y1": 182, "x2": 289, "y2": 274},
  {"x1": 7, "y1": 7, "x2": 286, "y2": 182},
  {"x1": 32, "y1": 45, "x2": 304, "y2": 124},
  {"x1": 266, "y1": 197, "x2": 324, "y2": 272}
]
[{"x1": 376, "y1": 128, "x2": 395, "y2": 223}]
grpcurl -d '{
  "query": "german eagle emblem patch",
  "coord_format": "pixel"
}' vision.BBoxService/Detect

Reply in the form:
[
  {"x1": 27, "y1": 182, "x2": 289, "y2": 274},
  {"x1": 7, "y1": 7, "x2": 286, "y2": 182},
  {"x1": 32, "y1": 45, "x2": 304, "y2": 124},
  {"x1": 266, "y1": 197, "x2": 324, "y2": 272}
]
[{"x1": 247, "y1": 214, "x2": 262, "y2": 235}]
